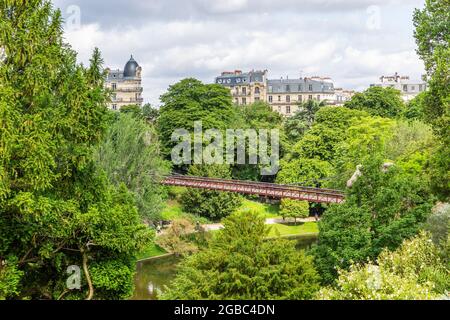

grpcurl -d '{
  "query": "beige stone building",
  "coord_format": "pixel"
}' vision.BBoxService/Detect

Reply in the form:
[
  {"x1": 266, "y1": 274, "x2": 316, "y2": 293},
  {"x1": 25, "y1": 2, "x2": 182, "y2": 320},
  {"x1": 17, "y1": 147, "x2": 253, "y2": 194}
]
[
  {"x1": 332, "y1": 88, "x2": 356, "y2": 106},
  {"x1": 215, "y1": 70, "x2": 341, "y2": 116},
  {"x1": 215, "y1": 70, "x2": 268, "y2": 106},
  {"x1": 105, "y1": 55, "x2": 143, "y2": 111}
]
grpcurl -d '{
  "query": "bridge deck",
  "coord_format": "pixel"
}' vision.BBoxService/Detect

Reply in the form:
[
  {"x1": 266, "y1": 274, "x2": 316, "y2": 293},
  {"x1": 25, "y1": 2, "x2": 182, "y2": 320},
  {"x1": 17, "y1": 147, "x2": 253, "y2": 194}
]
[{"x1": 161, "y1": 175, "x2": 345, "y2": 204}]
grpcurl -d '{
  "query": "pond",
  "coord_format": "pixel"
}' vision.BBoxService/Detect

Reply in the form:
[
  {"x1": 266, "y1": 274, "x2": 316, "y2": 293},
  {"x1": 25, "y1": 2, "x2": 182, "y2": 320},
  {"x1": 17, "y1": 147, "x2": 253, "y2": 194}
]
[{"x1": 132, "y1": 234, "x2": 318, "y2": 300}]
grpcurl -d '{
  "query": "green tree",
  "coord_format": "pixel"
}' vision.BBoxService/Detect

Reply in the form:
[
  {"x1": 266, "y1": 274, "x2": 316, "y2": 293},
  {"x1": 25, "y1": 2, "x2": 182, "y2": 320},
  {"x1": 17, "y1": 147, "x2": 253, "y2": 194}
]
[
  {"x1": 0, "y1": 0, "x2": 151, "y2": 300},
  {"x1": 413, "y1": 0, "x2": 450, "y2": 200},
  {"x1": 180, "y1": 165, "x2": 242, "y2": 221},
  {"x1": 283, "y1": 100, "x2": 324, "y2": 144},
  {"x1": 161, "y1": 211, "x2": 320, "y2": 300},
  {"x1": 344, "y1": 86, "x2": 405, "y2": 118},
  {"x1": 280, "y1": 199, "x2": 310, "y2": 224},
  {"x1": 312, "y1": 157, "x2": 433, "y2": 284},
  {"x1": 276, "y1": 158, "x2": 334, "y2": 187},
  {"x1": 318, "y1": 232, "x2": 449, "y2": 300},
  {"x1": 142, "y1": 103, "x2": 160, "y2": 123},
  {"x1": 94, "y1": 113, "x2": 170, "y2": 222},
  {"x1": 119, "y1": 104, "x2": 142, "y2": 117},
  {"x1": 403, "y1": 92, "x2": 427, "y2": 120},
  {"x1": 231, "y1": 101, "x2": 287, "y2": 181},
  {"x1": 157, "y1": 78, "x2": 237, "y2": 158},
  {"x1": 287, "y1": 107, "x2": 369, "y2": 165}
]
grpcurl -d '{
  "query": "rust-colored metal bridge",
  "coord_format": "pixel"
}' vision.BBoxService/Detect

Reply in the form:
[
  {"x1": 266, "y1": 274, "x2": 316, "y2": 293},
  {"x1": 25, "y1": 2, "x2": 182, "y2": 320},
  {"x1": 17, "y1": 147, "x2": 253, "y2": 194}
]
[{"x1": 161, "y1": 175, "x2": 345, "y2": 204}]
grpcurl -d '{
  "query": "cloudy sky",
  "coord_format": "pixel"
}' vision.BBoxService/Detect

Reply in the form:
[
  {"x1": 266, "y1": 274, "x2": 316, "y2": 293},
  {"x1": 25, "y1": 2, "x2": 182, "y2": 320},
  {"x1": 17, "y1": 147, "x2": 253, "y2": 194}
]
[{"x1": 52, "y1": 0, "x2": 426, "y2": 106}]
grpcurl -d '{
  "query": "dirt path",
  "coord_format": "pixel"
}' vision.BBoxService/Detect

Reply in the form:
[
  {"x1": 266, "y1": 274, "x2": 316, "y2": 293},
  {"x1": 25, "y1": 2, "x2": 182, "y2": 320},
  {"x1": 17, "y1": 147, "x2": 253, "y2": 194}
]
[{"x1": 202, "y1": 217, "x2": 318, "y2": 232}]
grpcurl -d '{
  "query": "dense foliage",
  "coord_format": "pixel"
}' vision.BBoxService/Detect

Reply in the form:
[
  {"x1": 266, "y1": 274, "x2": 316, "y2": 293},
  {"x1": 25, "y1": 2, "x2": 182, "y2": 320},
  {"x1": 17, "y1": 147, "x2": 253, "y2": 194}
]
[
  {"x1": 344, "y1": 86, "x2": 405, "y2": 118},
  {"x1": 94, "y1": 113, "x2": 170, "y2": 222},
  {"x1": 318, "y1": 232, "x2": 449, "y2": 300},
  {"x1": 157, "y1": 78, "x2": 237, "y2": 160},
  {"x1": 0, "y1": 0, "x2": 152, "y2": 300},
  {"x1": 162, "y1": 211, "x2": 320, "y2": 300},
  {"x1": 413, "y1": 0, "x2": 450, "y2": 200},
  {"x1": 280, "y1": 199, "x2": 310, "y2": 223},
  {"x1": 312, "y1": 157, "x2": 433, "y2": 284},
  {"x1": 180, "y1": 165, "x2": 242, "y2": 221}
]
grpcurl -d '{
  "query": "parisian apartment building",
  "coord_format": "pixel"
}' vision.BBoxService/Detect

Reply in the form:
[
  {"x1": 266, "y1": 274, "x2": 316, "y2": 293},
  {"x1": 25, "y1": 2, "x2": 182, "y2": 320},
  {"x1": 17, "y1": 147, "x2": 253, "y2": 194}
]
[
  {"x1": 215, "y1": 70, "x2": 353, "y2": 116},
  {"x1": 370, "y1": 72, "x2": 427, "y2": 102},
  {"x1": 105, "y1": 55, "x2": 144, "y2": 110}
]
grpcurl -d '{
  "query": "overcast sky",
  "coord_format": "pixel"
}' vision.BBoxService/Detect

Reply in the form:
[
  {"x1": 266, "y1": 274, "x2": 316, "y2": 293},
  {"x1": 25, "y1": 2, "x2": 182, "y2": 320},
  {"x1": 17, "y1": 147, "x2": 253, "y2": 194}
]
[{"x1": 52, "y1": 0, "x2": 426, "y2": 106}]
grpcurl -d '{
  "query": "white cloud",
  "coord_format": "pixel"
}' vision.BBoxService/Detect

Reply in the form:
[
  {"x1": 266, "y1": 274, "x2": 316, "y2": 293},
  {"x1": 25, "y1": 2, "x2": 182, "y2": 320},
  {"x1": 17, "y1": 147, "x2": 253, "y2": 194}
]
[{"x1": 54, "y1": 0, "x2": 426, "y2": 106}]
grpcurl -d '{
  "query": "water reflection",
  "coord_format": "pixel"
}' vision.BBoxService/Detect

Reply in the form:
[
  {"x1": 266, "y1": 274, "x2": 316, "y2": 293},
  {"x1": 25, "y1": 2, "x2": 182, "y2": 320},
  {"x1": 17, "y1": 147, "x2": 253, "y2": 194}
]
[{"x1": 132, "y1": 255, "x2": 181, "y2": 300}]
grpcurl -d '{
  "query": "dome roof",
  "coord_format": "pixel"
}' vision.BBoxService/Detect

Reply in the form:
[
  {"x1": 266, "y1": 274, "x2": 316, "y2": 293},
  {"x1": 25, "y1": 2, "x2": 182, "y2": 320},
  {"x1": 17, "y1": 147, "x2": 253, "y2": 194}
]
[{"x1": 123, "y1": 55, "x2": 139, "y2": 78}]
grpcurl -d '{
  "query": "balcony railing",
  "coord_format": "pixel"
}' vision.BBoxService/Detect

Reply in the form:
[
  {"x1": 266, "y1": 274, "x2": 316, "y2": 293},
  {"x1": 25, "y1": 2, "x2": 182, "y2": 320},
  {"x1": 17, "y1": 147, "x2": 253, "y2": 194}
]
[
  {"x1": 111, "y1": 97, "x2": 144, "y2": 103},
  {"x1": 114, "y1": 87, "x2": 143, "y2": 93}
]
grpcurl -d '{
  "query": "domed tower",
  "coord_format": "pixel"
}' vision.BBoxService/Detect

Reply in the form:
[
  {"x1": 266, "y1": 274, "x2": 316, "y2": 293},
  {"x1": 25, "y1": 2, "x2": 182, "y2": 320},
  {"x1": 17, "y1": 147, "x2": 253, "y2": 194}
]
[
  {"x1": 105, "y1": 55, "x2": 144, "y2": 111},
  {"x1": 123, "y1": 55, "x2": 141, "y2": 78}
]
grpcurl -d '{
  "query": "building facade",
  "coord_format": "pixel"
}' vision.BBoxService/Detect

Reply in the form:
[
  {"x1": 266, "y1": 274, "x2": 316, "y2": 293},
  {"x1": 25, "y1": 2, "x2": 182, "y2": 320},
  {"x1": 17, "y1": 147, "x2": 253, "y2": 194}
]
[
  {"x1": 215, "y1": 71, "x2": 339, "y2": 116},
  {"x1": 333, "y1": 88, "x2": 356, "y2": 106},
  {"x1": 370, "y1": 72, "x2": 427, "y2": 102},
  {"x1": 215, "y1": 70, "x2": 268, "y2": 106},
  {"x1": 267, "y1": 76, "x2": 335, "y2": 116},
  {"x1": 105, "y1": 55, "x2": 144, "y2": 111}
]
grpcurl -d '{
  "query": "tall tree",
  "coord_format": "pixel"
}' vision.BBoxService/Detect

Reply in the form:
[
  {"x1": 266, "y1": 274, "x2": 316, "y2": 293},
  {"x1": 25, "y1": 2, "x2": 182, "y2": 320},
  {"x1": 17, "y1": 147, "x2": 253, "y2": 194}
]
[
  {"x1": 413, "y1": 0, "x2": 450, "y2": 200},
  {"x1": 94, "y1": 113, "x2": 170, "y2": 222},
  {"x1": 232, "y1": 101, "x2": 286, "y2": 182},
  {"x1": 344, "y1": 86, "x2": 405, "y2": 118},
  {"x1": 0, "y1": 0, "x2": 151, "y2": 299},
  {"x1": 157, "y1": 78, "x2": 237, "y2": 159},
  {"x1": 312, "y1": 157, "x2": 433, "y2": 284}
]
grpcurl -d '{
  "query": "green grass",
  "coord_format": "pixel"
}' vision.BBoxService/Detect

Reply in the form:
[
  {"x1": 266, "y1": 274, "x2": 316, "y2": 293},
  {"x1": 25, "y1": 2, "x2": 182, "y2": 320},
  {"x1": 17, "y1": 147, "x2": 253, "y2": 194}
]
[
  {"x1": 236, "y1": 199, "x2": 281, "y2": 219},
  {"x1": 160, "y1": 198, "x2": 281, "y2": 225},
  {"x1": 136, "y1": 243, "x2": 167, "y2": 260},
  {"x1": 160, "y1": 200, "x2": 211, "y2": 224},
  {"x1": 267, "y1": 222, "x2": 319, "y2": 237},
  {"x1": 160, "y1": 200, "x2": 185, "y2": 220}
]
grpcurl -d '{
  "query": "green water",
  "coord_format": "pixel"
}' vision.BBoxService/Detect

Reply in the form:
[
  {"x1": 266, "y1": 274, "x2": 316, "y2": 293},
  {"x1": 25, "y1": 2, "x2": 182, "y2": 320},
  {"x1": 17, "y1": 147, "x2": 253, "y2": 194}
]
[
  {"x1": 132, "y1": 255, "x2": 181, "y2": 300},
  {"x1": 132, "y1": 235, "x2": 318, "y2": 300}
]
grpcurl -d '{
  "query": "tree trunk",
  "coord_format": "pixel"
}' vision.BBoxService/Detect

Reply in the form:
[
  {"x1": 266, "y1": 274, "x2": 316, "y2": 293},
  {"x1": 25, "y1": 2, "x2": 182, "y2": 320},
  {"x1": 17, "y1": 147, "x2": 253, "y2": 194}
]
[{"x1": 81, "y1": 249, "x2": 94, "y2": 300}]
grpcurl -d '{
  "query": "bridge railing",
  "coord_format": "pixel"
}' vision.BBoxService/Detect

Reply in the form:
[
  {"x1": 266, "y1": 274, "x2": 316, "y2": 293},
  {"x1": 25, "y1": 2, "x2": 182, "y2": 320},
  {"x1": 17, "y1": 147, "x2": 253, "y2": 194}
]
[{"x1": 161, "y1": 175, "x2": 345, "y2": 204}]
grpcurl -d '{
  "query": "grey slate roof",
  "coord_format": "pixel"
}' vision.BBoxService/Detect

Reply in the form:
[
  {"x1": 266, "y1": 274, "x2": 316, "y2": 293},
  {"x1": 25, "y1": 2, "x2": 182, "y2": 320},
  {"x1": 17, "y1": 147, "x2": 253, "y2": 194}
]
[
  {"x1": 268, "y1": 78, "x2": 334, "y2": 94},
  {"x1": 215, "y1": 70, "x2": 265, "y2": 86}
]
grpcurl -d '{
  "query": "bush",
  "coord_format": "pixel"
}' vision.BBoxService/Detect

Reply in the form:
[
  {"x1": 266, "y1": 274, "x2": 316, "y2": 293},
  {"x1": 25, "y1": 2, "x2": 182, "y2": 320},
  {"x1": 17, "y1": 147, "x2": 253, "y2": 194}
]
[{"x1": 280, "y1": 199, "x2": 310, "y2": 223}]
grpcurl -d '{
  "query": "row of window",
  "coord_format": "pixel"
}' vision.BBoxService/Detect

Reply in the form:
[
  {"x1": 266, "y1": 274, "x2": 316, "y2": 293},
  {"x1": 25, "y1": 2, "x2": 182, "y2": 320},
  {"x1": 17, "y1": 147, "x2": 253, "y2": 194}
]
[
  {"x1": 234, "y1": 87, "x2": 261, "y2": 95},
  {"x1": 268, "y1": 84, "x2": 316, "y2": 93},
  {"x1": 235, "y1": 97, "x2": 261, "y2": 105},
  {"x1": 402, "y1": 84, "x2": 425, "y2": 92},
  {"x1": 268, "y1": 95, "x2": 320, "y2": 103},
  {"x1": 276, "y1": 106, "x2": 292, "y2": 114}
]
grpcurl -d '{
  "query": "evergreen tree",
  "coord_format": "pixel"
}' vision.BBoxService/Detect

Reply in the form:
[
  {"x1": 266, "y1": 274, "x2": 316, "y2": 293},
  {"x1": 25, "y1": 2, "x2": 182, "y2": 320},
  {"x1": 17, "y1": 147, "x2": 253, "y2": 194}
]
[
  {"x1": 162, "y1": 211, "x2": 320, "y2": 300},
  {"x1": 0, "y1": 0, "x2": 152, "y2": 299}
]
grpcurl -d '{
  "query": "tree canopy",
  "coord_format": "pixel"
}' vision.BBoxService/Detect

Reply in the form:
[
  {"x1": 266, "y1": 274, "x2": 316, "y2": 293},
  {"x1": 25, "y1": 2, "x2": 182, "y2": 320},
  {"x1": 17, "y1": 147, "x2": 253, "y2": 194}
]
[
  {"x1": 180, "y1": 165, "x2": 242, "y2": 221},
  {"x1": 344, "y1": 86, "x2": 405, "y2": 118},
  {"x1": 94, "y1": 113, "x2": 170, "y2": 222},
  {"x1": 157, "y1": 78, "x2": 237, "y2": 158},
  {"x1": 318, "y1": 232, "x2": 449, "y2": 300},
  {"x1": 413, "y1": 0, "x2": 449, "y2": 200},
  {"x1": 161, "y1": 211, "x2": 320, "y2": 300},
  {"x1": 0, "y1": 0, "x2": 152, "y2": 300}
]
